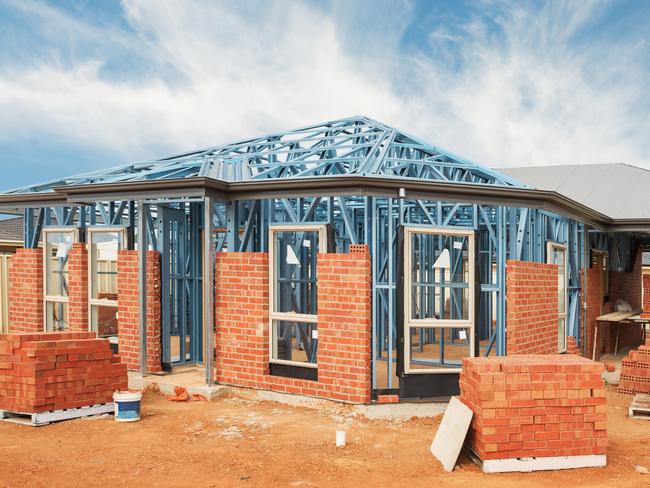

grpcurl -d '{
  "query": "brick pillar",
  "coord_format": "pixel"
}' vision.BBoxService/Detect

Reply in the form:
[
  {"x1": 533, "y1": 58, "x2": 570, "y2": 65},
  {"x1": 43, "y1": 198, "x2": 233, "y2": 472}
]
[
  {"x1": 506, "y1": 260, "x2": 559, "y2": 354},
  {"x1": 117, "y1": 250, "x2": 162, "y2": 372},
  {"x1": 566, "y1": 336, "x2": 580, "y2": 354},
  {"x1": 68, "y1": 243, "x2": 88, "y2": 332},
  {"x1": 317, "y1": 244, "x2": 372, "y2": 403},
  {"x1": 8, "y1": 248, "x2": 43, "y2": 333},
  {"x1": 215, "y1": 252, "x2": 269, "y2": 387},
  {"x1": 584, "y1": 265, "x2": 603, "y2": 358},
  {"x1": 643, "y1": 274, "x2": 650, "y2": 320}
]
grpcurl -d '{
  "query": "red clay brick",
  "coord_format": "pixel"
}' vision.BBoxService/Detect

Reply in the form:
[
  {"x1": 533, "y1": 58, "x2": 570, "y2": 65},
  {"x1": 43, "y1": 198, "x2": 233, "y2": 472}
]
[{"x1": 461, "y1": 354, "x2": 607, "y2": 461}]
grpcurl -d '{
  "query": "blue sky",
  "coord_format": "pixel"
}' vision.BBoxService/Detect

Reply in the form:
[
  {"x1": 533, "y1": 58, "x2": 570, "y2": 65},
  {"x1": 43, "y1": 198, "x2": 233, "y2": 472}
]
[{"x1": 1, "y1": 0, "x2": 649, "y2": 191}]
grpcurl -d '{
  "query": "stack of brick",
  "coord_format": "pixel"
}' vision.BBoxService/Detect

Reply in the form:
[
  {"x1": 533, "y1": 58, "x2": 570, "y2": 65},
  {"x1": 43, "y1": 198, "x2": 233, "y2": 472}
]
[
  {"x1": 0, "y1": 332, "x2": 127, "y2": 413},
  {"x1": 618, "y1": 346, "x2": 650, "y2": 395},
  {"x1": 460, "y1": 355, "x2": 607, "y2": 461}
]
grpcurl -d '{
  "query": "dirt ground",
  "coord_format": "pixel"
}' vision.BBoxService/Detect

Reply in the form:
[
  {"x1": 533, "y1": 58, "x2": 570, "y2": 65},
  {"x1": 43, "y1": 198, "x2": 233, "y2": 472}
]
[{"x1": 0, "y1": 386, "x2": 649, "y2": 488}]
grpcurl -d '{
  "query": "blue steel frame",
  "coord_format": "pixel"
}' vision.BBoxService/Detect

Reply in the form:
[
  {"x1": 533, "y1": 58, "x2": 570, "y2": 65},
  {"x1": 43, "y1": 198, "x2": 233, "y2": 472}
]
[{"x1": 7, "y1": 116, "x2": 632, "y2": 390}]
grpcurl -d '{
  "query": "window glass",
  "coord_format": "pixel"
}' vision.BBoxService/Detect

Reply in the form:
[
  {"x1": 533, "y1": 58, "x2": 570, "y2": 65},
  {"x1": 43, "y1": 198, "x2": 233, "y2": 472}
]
[
  {"x1": 270, "y1": 226, "x2": 324, "y2": 367},
  {"x1": 90, "y1": 231, "x2": 121, "y2": 301},
  {"x1": 271, "y1": 320, "x2": 317, "y2": 364},
  {"x1": 273, "y1": 231, "x2": 319, "y2": 315},
  {"x1": 409, "y1": 326, "x2": 470, "y2": 370},
  {"x1": 548, "y1": 243, "x2": 568, "y2": 352},
  {"x1": 45, "y1": 232, "x2": 73, "y2": 297},
  {"x1": 45, "y1": 301, "x2": 68, "y2": 332},
  {"x1": 410, "y1": 233, "x2": 470, "y2": 321},
  {"x1": 91, "y1": 305, "x2": 118, "y2": 339}
]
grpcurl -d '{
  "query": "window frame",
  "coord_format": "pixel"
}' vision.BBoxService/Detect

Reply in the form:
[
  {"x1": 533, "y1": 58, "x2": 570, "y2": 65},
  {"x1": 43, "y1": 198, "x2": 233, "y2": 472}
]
[
  {"x1": 268, "y1": 224, "x2": 328, "y2": 369},
  {"x1": 403, "y1": 226, "x2": 475, "y2": 374},
  {"x1": 42, "y1": 227, "x2": 78, "y2": 332},
  {"x1": 87, "y1": 226, "x2": 126, "y2": 335},
  {"x1": 547, "y1": 241, "x2": 568, "y2": 353}
]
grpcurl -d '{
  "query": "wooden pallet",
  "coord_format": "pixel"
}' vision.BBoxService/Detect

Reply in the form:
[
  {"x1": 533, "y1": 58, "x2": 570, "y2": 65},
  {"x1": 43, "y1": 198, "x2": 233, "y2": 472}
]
[
  {"x1": 629, "y1": 394, "x2": 650, "y2": 420},
  {"x1": 0, "y1": 403, "x2": 114, "y2": 427}
]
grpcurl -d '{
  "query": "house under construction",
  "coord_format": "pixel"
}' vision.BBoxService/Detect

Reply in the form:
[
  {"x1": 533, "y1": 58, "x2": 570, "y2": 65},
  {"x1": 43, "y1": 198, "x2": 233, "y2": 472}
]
[{"x1": 1, "y1": 116, "x2": 648, "y2": 402}]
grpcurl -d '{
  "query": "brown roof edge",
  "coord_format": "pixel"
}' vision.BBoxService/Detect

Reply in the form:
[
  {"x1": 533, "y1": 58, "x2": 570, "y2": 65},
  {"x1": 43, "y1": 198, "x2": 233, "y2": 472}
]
[{"x1": 0, "y1": 174, "x2": 631, "y2": 230}]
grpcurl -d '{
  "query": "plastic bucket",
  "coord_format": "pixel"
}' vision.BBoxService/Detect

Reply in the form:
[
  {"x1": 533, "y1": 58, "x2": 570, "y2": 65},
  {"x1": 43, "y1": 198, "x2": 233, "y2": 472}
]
[{"x1": 113, "y1": 391, "x2": 142, "y2": 422}]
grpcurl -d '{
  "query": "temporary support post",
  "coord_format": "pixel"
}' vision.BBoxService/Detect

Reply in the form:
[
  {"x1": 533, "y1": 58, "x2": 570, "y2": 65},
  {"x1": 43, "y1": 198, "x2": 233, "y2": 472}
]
[
  {"x1": 203, "y1": 197, "x2": 215, "y2": 386},
  {"x1": 138, "y1": 200, "x2": 148, "y2": 376}
]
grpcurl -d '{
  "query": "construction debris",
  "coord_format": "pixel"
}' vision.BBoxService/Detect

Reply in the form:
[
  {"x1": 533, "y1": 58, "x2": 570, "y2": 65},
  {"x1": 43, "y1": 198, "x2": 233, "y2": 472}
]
[{"x1": 430, "y1": 396, "x2": 473, "y2": 472}]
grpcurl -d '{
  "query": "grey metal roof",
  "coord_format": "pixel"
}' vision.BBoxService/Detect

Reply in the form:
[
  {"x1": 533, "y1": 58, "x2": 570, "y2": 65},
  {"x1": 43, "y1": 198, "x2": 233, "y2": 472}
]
[
  {"x1": 498, "y1": 163, "x2": 650, "y2": 220},
  {"x1": 0, "y1": 216, "x2": 23, "y2": 242}
]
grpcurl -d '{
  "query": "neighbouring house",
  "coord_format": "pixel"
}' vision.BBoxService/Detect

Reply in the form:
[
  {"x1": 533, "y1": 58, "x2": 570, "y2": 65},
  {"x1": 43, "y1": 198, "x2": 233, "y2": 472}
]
[
  {"x1": 0, "y1": 116, "x2": 648, "y2": 403},
  {"x1": 0, "y1": 216, "x2": 26, "y2": 332}
]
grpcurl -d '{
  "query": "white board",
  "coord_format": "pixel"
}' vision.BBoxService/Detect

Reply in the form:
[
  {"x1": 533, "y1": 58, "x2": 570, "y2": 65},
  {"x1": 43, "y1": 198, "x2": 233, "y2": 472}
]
[{"x1": 430, "y1": 396, "x2": 473, "y2": 472}]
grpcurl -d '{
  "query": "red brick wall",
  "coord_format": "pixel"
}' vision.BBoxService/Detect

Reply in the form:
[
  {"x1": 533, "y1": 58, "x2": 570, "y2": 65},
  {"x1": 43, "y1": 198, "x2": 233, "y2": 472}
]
[
  {"x1": 460, "y1": 355, "x2": 607, "y2": 461},
  {"x1": 215, "y1": 247, "x2": 371, "y2": 404},
  {"x1": 8, "y1": 248, "x2": 43, "y2": 333},
  {"x1": 642, "y1": 273, "x2": 650, "y2": 320},
  {"x1": 606, "y1": 249, "x2": 643, "y2": 351},
  {"x1": 506, "y1": 260, "x2": 559, "y2": 354},
  {"x1": 117, "y1": 250, "x2": 161, "y2": 372},
  {"x1": 0, "y1": 331, "x2": 127, "y2": 413},
  {"x1": 68, "y1": 243, "x2": 88, "y2": 332},
  {"x1": 583, "y1": 265, "x2": 603, "y2": 358}
]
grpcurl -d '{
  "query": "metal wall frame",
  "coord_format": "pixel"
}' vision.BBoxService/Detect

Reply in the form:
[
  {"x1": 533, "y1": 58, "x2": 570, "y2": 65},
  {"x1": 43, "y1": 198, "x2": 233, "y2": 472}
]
[{"x1": 21, "y1": 193, "x2": 601, "y2": 391}]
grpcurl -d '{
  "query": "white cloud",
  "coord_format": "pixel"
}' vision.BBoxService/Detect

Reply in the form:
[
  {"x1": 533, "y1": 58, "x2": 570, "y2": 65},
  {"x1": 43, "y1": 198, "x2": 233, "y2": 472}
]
[{"x1": 0, "y1": 0, "x2": 648, "y2": 169}]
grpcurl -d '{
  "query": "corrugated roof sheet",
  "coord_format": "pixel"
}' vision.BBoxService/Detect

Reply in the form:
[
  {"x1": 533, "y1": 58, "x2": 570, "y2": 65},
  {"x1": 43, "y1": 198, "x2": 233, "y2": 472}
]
[{"x1": 497, "y1": 163, "x2": 650, "y2": 220}]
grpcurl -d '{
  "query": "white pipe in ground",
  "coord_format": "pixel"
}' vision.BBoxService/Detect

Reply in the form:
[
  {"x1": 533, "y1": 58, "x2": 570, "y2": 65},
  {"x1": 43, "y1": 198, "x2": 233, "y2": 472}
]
[{"x1": 335, "y1": 430, "x2": 346, "y2": 448}]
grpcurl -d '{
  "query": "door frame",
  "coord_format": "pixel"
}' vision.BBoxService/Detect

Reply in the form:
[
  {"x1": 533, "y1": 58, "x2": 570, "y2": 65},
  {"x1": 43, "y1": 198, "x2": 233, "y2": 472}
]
[
  {"x1": 160, "y1": 206, "x2": 201, "y2": 371},
  {"x1": 397, "y1": 225, "x2": 478, "y2": 399}
]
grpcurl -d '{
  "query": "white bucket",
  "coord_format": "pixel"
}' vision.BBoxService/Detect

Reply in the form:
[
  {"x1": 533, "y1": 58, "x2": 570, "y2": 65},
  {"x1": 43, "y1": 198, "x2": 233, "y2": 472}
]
[
  {"x1": 113, "y1": 391, "x2": 142, "y2": 422},
  {"x1": 336, "y1": 430, "x2": 346, "y2": 448}
]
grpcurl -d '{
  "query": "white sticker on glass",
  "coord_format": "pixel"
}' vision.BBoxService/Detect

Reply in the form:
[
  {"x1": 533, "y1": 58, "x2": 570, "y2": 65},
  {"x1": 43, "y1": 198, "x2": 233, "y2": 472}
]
[
  {"x1": 312, "y1": 329, "x2": 318, "y2": 339},
  {"x1": 433, "y1": 248, "x2": 450, "y2": 269},
  {"x1": 453, "y1": 241, "x2": 463, "y2": 250},
  {"x1": 459, "y1": 330, "x2": 467, "y2": 341},
  {"x1": 286, "y1": 245, "x2": 301, "y2": 266},
  {"x1": 303, "y1": 240, "x2": 311, "y2": 248}
]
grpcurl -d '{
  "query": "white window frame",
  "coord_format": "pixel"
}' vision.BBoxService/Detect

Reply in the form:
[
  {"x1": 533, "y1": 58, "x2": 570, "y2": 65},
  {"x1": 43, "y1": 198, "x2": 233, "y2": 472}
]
[
  {"x1": 547, "y1": 241, "x2": 568, "y2": 353},
  {"x1": 43, "y1": 227, "x2": 78, "y2": 332},
  {"x1": 87, "y1": 227, "x2": 126, "y2": 334},
  {"x1": 268, "y1": 224, "x2": 328, "y2": 369},
  {"x1": 403, "y1": 226, "x2": 475, "y2": 374}
]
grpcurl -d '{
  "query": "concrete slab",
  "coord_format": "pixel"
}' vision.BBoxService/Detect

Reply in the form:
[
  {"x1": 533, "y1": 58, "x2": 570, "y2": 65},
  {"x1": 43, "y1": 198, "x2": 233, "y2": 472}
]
[
  {"x1": 128, "y1": 373, "x2": 447, "y2": 420},
  {"x1": 356, "y1": 401, "x2": 446, "y2": 421},
  {"x1": 430, "y1": 397, "x2": 473, "y2": 472}
]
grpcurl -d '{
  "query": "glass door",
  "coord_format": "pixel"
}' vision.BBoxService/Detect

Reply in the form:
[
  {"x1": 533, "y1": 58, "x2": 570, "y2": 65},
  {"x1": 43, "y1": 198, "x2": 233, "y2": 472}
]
[{"x1": 399, "y1": 226, "x2": 475, "y2": 398}]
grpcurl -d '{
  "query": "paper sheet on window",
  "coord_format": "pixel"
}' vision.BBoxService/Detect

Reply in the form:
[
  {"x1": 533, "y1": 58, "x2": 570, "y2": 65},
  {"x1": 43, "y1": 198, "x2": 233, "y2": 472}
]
[
  {"x1": 55, "y1": 243, "x2": 70, "y2": 259},
  {"x1": 98, "y1": 243, "x2": 118, "y2": 261}
]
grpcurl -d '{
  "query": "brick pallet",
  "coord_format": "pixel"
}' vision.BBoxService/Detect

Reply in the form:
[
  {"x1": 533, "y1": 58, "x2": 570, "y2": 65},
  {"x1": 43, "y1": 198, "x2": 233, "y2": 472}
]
[
  {"x1": 618, "y1": 346, "x2": 650, "y2": 395},
  {"x1": 0, "y1": 332, "x2": 127, "y2": 420},
  {"x1": 460, "y1": 355, "x2": 607, "y2": 473}
]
